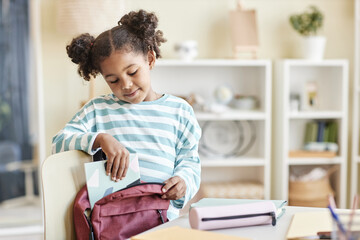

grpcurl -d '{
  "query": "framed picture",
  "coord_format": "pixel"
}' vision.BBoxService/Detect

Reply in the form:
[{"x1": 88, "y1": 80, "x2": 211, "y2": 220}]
[{"x1": 302, "y1": 81, "x2": 318, "y2": 111}]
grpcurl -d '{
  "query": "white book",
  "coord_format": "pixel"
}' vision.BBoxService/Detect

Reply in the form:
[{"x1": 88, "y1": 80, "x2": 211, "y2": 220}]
[{"x1": 84, "y1": 154, "x2": 141, "y2": 209}]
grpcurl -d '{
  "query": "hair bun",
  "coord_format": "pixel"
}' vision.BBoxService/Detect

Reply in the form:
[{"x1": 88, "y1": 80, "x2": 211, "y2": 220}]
[
  {"x1": 118, "y1": 10, "x2": 158, "y2": 39},
  {"x1": 66, "y1": 33, "x2": 95, "y2": 64},
  {"x1": 66, "y1": 33, "x2": 96, "y2": 81}
]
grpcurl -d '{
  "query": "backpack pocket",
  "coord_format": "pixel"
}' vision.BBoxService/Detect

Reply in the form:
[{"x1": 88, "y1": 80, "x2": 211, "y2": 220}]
[
  {"x1": 98, "y1": 194, "x2": 169, "y2": 217},
  {"x1": 91, "y1": 183, "x2": 170, "y2": 240}
]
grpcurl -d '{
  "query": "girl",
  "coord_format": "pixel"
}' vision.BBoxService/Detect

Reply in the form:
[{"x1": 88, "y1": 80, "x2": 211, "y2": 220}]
[{"x1": 52, "y1": 9, "x2": 201, "y2": 220}]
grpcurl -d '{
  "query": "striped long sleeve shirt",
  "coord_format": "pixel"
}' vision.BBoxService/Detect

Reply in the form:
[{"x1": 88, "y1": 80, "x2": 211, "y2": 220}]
[{"x1": 52, "y1": 93, "x2": 201, "y2": 220}]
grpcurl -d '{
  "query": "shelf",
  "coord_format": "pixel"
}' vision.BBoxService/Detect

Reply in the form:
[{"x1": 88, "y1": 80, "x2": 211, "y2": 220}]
[
  {"x1": 289, "y1": 111, "x2": 344, "y2": 119},
  {"x1": 156, "y1": 59, "x2": 271, "y2": 67},
  {"x1": 352, "y1": 0, "x2": 360, "y2": 206},
  {"x1": 288, "y1": 157, "x2": 342, "y2": 165},
  {"x1": 153, "y1": 59, "x2": 272, "y2": 199},
  {"x1": 283, "y1": 59, "x2": 349, "y2": 67},
  {"x1": 275, "y1": 59, "x2": 348, "y2": 208},
  {"x1": 195, "y1": 110, "x2": 266, "y2": 121},
  {"x1": 289, "y1": 150, "x2": 336, "y2": 158},
  {"x1": 201, "y1": 157, "x2": 265, "y2": 167}
]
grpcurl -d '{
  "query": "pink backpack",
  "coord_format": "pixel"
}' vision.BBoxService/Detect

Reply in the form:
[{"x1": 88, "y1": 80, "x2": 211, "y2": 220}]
[{"x1": 73, "y1": 183, "x2": 170, "y2": 240}]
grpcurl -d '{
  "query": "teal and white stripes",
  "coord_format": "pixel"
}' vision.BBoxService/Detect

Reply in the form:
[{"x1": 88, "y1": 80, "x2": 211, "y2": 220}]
[{"x1": 52, "y1": 94, "x2": 201, "y2": 220}]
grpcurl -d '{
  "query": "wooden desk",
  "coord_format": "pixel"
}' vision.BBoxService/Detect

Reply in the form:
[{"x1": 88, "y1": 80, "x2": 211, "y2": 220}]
[{"x1": 146, "y1": 206, "x2": 328, "y2": 240}]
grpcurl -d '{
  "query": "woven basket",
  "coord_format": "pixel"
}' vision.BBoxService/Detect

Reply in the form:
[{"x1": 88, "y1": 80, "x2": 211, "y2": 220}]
[
  {"x1": 289, "y1": 177, "x2": 333, "y2": 207},
  {"x1": 288, "y1": 167, "x2": 337, "y2": 207}
]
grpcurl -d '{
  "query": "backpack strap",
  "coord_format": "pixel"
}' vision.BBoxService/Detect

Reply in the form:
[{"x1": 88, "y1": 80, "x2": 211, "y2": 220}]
[{"x1": 73, "y1": 185, "x2": 92, "y2": 240}]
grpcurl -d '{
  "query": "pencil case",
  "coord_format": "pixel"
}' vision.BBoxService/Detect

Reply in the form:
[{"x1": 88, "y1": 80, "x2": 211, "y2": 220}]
[{"x1": 189, "y1": 201, "x2": 277, "y2": 230}]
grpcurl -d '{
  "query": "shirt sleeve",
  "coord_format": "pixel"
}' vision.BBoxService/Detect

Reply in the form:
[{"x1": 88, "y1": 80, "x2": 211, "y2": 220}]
[
  {"x1": 51, "y1": 101, "x2": 100, "y2": 155},
  {"x1": 171, "y1": 107, "x2": 202, "y2": 209}
]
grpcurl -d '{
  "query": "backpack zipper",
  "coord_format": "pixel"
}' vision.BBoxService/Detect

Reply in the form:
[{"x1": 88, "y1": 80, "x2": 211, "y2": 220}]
[
  {"x1": 157, "y1": 209, "x2": 165, "y2": 223},
  {"x1": 114, "y1": 182, "x2": 165, "y2": 193},
  {"x1": 84, "y1": 211, "x2": 95, "y2": 240},
  {"x1": 202, "y1": 211, "x2": 277, "y2": 226}
]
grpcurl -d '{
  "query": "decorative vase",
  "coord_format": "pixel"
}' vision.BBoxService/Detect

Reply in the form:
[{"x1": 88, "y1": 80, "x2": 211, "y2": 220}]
[
  {"x1": 301, "y1": 36, "x2": 327, "y2": 60},
  {"x1": 174, "y1": 40, "x2": 198, "y2": 61}
]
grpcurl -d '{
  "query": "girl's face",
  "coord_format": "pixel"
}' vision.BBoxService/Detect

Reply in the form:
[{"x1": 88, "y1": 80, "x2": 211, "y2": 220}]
[{"x1": 100, "y1": 50, "x2": 156, "y2": 104}]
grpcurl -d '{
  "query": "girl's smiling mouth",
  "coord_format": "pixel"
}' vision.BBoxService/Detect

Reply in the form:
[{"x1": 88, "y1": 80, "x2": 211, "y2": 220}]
[{"x1": 124, "y1": 88, "x2": 139, "y2": 98}]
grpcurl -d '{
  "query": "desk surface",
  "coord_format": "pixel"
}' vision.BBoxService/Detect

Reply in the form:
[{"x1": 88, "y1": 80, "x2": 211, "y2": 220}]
[{"x1": 147, "y1": 206, "x2": 328, "y2": 240}]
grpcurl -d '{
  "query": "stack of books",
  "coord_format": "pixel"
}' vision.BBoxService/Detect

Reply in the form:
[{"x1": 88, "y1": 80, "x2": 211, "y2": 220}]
[
  {"x1": 303, "y1": 121, "x2": 338, "y2": 143},
  {"x1": 289, "y1": 121, "x2": 338, "y2": 158}
]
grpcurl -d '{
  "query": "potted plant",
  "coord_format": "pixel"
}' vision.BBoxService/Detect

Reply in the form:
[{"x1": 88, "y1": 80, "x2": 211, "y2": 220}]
[{"x1": 289, "y1": 6, "x2": 326, "y2": 60}]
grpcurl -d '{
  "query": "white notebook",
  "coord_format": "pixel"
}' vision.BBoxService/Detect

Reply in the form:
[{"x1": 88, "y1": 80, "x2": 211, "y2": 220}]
[{"x1": 84, "y1": 154, "x2": 141, "y2": 209}]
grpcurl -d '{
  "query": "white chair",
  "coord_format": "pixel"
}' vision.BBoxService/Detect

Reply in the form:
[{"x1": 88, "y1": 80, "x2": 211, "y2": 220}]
[{"x1": 41, "y1": 150, "x2": 91, "y2": 239}]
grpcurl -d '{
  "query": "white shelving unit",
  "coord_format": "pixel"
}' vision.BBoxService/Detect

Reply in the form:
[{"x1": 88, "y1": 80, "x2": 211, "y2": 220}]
[
  {"x1": 152, "y1": 59, "x2": 272, "y2": 199},
  {"x1": 351, "y1": 0, "x2": 360, "y2": 205},
  {"x1": 274, "y1": 59, "x2": 349, "y2": 208}
]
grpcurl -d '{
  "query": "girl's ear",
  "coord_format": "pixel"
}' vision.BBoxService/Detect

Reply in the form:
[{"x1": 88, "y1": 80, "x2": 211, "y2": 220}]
[{"x1": 147, "y1": 50, "x2": 156, "y2": 69}]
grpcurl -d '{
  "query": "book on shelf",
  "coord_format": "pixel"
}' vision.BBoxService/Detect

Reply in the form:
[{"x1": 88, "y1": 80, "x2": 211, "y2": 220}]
[
  {"x1": 304, "y1": 122, "x2": 318, "y2": 143},
  {"x1": 323, "y1": 124, "x2": 330, "y2": 142},
  {"x1": 316, "y1": 121, "x2": 326, "y2": 142},
  {"x1": 304, "y1": 121, "x2": 338, "y2": 145},
  {"x1": 303, "y1": 142, "x2": 338, "y2": 152},
  {"x1": 299, "y1": 120, "x2": 339, "y2": 158},
  {"x1": 327, "y1": 121, "x2": 338, "y2": 143}
]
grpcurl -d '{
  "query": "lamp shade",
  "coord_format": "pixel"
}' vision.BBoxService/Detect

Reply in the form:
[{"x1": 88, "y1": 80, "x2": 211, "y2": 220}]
[{"x1": 56, "y1": 0, "x2": 125, "y2": 36}]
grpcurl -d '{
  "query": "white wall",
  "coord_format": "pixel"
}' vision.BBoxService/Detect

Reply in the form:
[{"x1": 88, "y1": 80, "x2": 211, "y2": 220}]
[{"x1": 40, "y1": 0, "x2": 354, "y2": 157}]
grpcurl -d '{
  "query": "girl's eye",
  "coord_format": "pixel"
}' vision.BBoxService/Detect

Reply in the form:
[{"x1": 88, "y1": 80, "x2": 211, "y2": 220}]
[
  {"x1": 129, "y1": 70, "x2": 137, "y2": 76},
  {"x1": 110, "y1": 79, "x2": 119, "y2": 84}
]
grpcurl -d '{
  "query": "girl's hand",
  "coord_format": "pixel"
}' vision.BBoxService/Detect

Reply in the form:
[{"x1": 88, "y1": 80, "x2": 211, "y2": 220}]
[
  {"x1": 93, "y1": 133, "x2": 129, "y2": 181},
  {"x1": 161, "y1": 176, "x2": 186, "y2": 200}
]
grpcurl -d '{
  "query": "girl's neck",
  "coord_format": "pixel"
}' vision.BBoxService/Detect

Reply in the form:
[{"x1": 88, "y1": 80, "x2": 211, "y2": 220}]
[{"x1": 146, "y1": 89, "x2": 162, "y2": 102}]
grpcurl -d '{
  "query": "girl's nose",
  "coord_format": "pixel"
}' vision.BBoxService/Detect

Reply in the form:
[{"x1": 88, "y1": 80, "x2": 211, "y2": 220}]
[{"x1": 121, "y1": 78, "x2": 133, "y2": 90}]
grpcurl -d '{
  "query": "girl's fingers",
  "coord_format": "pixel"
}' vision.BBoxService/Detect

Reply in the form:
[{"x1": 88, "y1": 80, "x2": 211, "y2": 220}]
[
  {"x1": 111, "y1": 155, "x2": 120, "y2": 180},
  {"x1": 106, "y1": 157, "x2": 114, "y2": 176},
  {"x1": 161, "y1": 177, "x2": 187, "y2": 200},
  {"x1": 174, "y1": 185, "x2": 185, "y2": 198},
  {"x1": 116, "y1": 154, "x2": 126, "y2": 180},
  {"x1": 163, "y1": 187, "x2": 183, "y2": 200},
  {"x1": 162, "y1": 177, "x2": 177, "y2": 193},
  {"x1": 116, "y1": 155, "x2": 125, "y2": 180},
  {"x1": 121, "y1": 154, "x2": 130, "y2": 180}
]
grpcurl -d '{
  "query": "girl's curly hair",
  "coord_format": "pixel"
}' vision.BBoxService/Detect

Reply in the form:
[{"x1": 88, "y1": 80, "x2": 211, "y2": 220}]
[{"x1": 66, "y1": 9, "x2": 167, "y2": 81}]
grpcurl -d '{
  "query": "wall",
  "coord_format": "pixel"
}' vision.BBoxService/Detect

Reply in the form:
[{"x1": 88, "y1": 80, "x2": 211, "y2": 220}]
[{"x1": 40, "y1": 0, "x2": 354, "y2": 180}]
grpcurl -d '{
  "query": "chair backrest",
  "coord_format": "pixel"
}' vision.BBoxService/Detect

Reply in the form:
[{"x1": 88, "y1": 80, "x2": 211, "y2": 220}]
[{"x1": 41, "y1": 150, "x2": 91, "y2": 240}]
